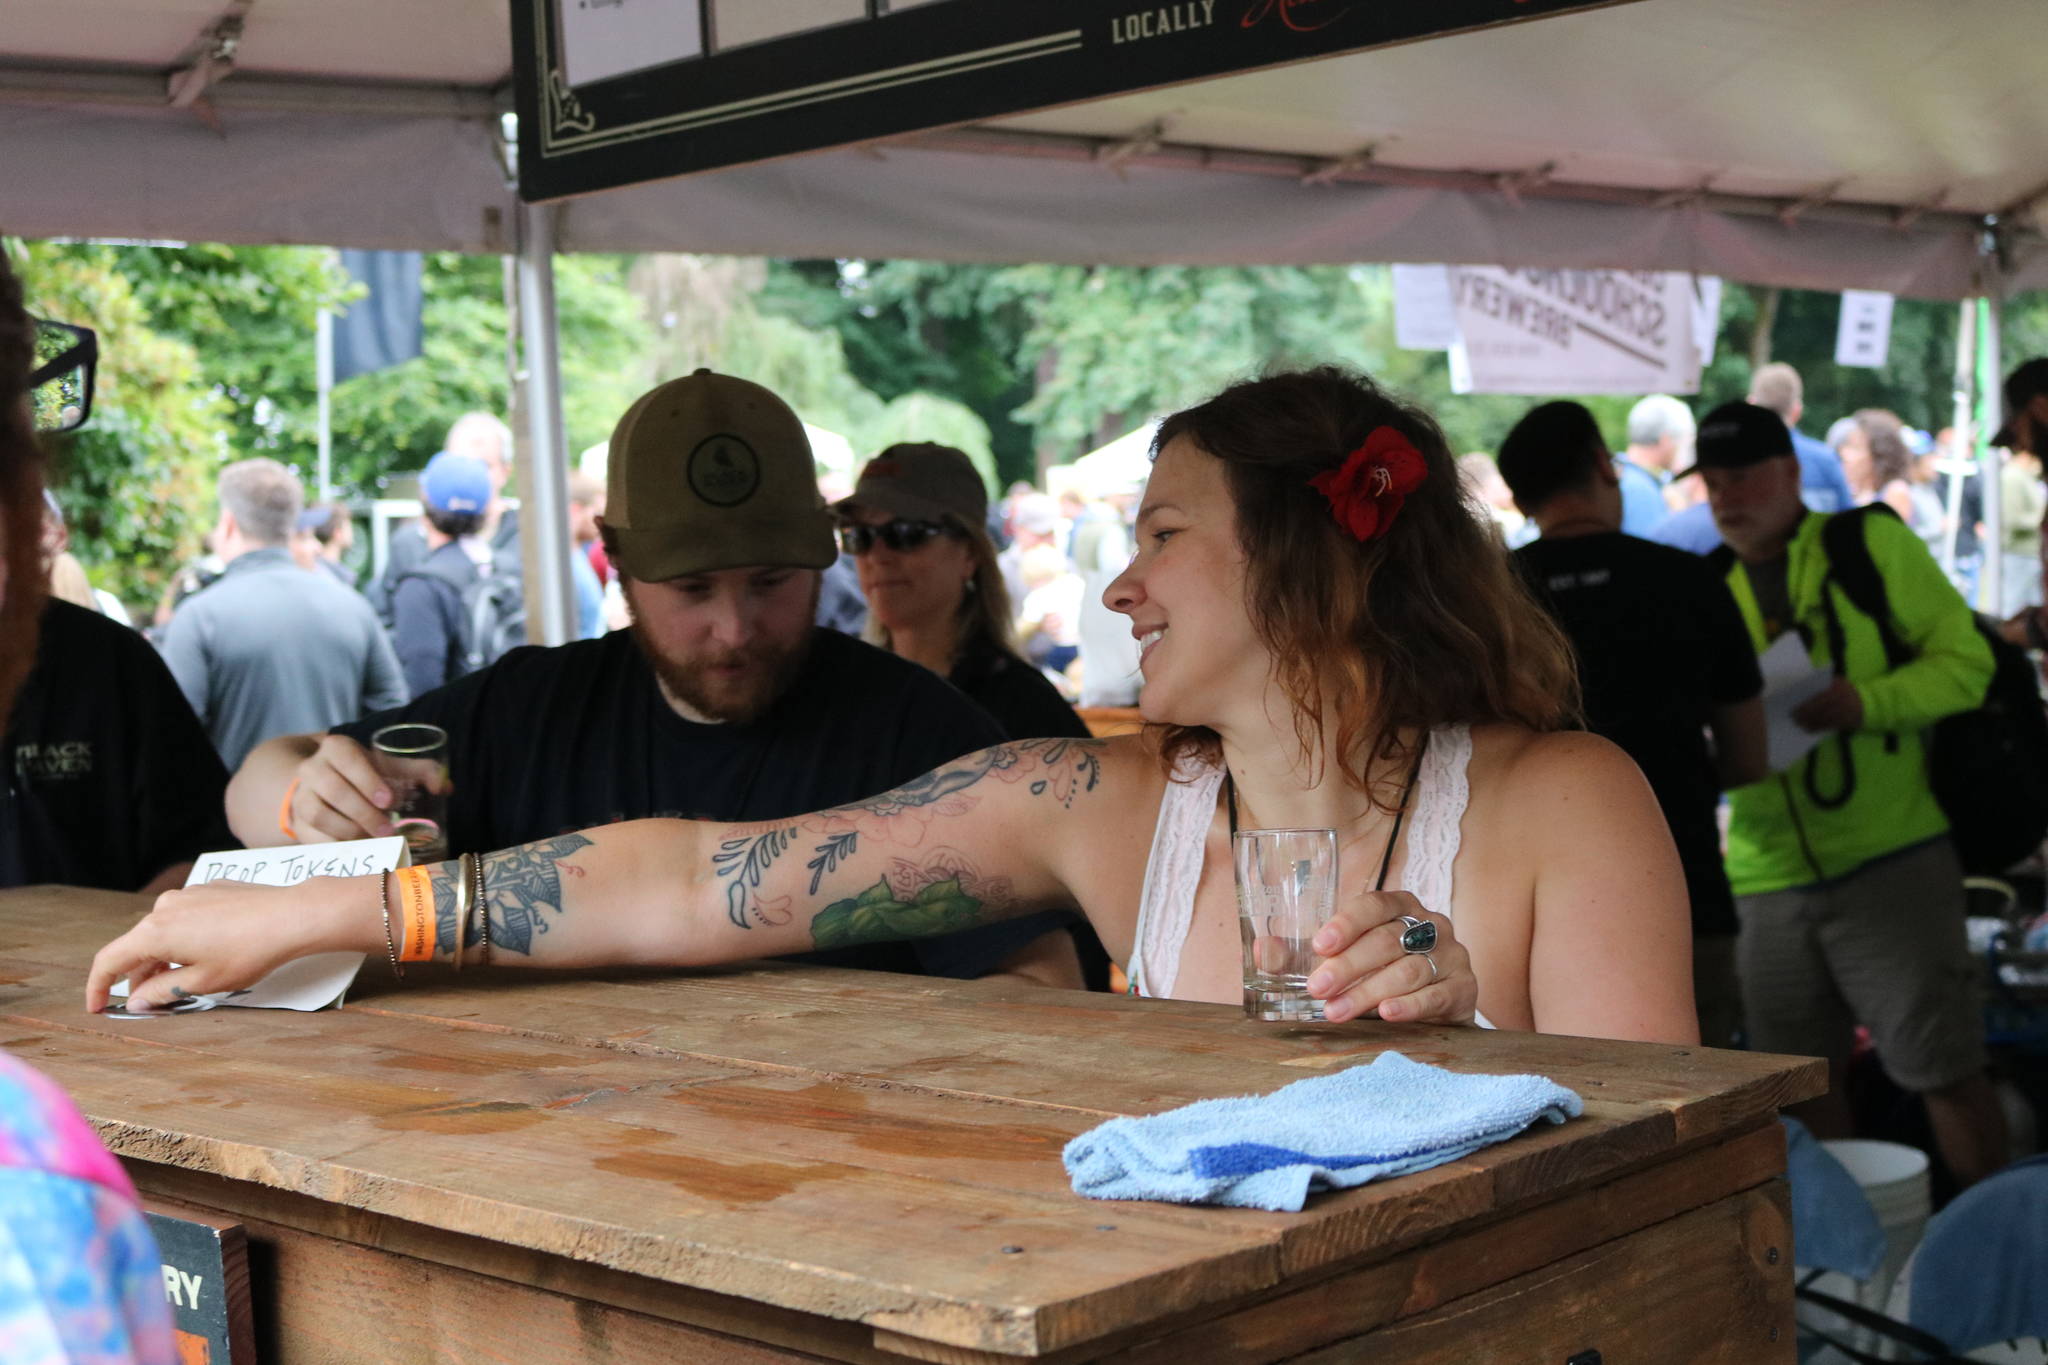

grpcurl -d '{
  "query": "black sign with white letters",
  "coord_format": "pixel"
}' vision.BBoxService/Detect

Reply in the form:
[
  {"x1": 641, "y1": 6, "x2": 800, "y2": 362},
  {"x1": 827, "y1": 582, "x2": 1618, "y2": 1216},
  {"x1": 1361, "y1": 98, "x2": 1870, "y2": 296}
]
[
  {"x1": 511, "y1": 0, "x2": 1634, "y2": 202},
  {"x1": 145, "y1": 1205, "x2": 255, "y2": 1364}
]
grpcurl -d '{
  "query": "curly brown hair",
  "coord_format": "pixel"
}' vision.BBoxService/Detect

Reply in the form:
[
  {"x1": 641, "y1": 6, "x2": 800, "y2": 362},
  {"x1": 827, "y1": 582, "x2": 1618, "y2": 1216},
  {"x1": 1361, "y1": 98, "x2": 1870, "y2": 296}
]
[
  {"x1": 1151, "y1": 367, "x2": 1579, "y2": 809},
  {"x1": 0, "y1": 254, "x2": 47, "y2": 713}
]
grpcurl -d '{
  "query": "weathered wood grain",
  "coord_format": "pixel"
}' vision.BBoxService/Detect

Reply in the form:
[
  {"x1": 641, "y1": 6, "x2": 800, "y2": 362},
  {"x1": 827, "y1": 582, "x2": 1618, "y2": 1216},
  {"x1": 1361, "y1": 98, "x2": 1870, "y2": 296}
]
[
  {"x1": 1287, "y1": 1181, "x2": 1796, "y2": 1364},
  {"x1": 4, "y1": 887, "x2": 1821, "y2": 1360}
]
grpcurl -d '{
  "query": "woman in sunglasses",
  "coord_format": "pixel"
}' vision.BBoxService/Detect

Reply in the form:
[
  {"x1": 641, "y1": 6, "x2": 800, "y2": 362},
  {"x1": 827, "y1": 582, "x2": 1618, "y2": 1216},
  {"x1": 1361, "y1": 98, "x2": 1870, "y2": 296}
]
[
  {"x1": 91, "y1": 368, "x2": 1697, "y2": 1046},
  {"x1": 833, "y1": 444, "x2": 1091, "y2": 744}
]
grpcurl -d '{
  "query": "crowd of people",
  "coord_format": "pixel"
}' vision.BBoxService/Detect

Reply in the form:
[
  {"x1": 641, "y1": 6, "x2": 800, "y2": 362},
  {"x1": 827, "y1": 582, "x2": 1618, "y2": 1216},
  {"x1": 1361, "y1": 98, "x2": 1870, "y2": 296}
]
[{"x1": 7, "y1": 244, "x2": 2048, "y2": 1351}]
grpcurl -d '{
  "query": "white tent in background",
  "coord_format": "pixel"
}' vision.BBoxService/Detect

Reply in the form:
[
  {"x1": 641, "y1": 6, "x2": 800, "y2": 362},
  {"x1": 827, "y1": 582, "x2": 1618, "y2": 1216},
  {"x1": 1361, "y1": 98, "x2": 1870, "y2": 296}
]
[
  {"x1": 802, "y1": 424, "x2": 856, "y2": 481},
  {"x1": 1052, "y1": 421, "x2": 1160, "y2": 501}
]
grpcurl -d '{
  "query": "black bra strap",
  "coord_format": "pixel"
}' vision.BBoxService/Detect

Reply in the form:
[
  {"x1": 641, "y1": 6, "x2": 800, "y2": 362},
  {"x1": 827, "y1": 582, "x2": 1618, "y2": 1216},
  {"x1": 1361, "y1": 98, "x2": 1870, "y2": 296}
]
[{"x1": 1224, "y1": 731, "x2": 1431, "y2": 892}]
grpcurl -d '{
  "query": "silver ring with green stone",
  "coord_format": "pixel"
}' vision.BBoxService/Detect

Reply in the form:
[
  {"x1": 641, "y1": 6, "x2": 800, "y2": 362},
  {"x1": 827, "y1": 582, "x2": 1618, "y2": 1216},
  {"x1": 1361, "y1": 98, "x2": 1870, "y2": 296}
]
[{"x1": 1397, "y1": 915, "x2": 1438, "y2": 955}]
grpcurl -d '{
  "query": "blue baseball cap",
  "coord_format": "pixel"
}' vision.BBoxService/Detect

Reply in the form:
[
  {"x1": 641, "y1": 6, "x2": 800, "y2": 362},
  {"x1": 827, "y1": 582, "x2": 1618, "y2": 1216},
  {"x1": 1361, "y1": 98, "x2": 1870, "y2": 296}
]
[{"x1": 420, "y1": 451, "x2": 491, "y2": 515}]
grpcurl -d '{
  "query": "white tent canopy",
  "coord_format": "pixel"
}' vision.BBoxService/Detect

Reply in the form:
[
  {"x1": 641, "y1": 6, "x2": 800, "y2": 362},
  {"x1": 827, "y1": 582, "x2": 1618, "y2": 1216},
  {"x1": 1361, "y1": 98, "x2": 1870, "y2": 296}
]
[
  {"x1": 4, "y1": 0, "x2": 2045, "y2": 296},
  {"x1": 1051, "y1": 421, "x2": 1160, "y2": 501}
]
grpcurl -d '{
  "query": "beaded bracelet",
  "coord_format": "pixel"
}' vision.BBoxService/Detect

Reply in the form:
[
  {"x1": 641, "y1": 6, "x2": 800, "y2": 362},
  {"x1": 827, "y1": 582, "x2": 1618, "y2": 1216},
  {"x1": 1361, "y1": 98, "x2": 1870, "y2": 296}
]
[
  {"x1": 378, "y1": 871, "x2": 406, "y2": 980},
  {"x1": 472, "y1": 853, "x2": 491, "y2": 967}
]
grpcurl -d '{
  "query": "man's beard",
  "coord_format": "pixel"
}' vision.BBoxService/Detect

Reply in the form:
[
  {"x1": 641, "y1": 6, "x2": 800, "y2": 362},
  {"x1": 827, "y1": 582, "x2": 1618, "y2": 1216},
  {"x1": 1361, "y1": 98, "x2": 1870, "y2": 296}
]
[{"x1": 627, "y1": 578, "x2": 821, "y2": 724}]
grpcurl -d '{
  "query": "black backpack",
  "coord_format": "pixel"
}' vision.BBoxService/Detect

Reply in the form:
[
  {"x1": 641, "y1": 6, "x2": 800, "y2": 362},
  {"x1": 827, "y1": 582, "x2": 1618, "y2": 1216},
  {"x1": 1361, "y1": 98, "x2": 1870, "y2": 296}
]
[
  {"x1": 1813, "y1": 504, "x2": 2048, "y2": 877},
  {"x1": 397, "y1": 559, "x2": 527, "y2": 677}
]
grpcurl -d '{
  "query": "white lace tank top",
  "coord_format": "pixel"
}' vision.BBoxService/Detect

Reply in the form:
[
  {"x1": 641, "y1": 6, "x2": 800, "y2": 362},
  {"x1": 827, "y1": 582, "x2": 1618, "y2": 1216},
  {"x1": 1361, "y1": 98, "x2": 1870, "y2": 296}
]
[{"x1": 1128, "y1": 724, "x2": 1493, "y2": 1028}]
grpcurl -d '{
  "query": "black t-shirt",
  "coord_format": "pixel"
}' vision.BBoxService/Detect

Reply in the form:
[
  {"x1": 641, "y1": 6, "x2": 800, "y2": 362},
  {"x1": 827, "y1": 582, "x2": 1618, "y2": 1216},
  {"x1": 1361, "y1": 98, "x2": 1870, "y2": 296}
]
[
  {"x1": 334, "y1": 627, "x2": 1041, "y2": 977},
  {"x1": 1, "y1": 600, "x2": 234, "y2": 890},
  {"x1": 949, "y1": 640, "x2": 1092, "y2": 741},
  {"x1": 1514, "y1": 533, "x2": 1763, "y2": 936}
]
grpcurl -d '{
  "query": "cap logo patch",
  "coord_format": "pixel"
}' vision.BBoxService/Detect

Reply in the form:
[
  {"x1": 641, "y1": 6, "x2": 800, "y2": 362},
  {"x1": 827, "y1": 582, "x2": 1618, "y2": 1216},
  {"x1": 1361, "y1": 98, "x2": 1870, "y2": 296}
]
[
  {"x1": 688, "y1": 433, "x2": 762, "y2": 508},
  {"x1": 865, "y1": 460, "x2": 903, "y2": 480}
]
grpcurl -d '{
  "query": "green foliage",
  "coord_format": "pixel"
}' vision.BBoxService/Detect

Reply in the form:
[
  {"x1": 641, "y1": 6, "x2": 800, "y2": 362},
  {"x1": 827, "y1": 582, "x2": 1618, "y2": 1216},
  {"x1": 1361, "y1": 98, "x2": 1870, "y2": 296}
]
[
  {"x1": 761, "y1": 260, "x2": 1040, "y2": 485},
  {"x1": 811, "y1": 877, "x2": 983, "y2": 950},
  {"x1": 15, "y1": 241, "x2": 656, "y2": 603},
  {"x1": 16, "y1": 240, "x2": 229, "y2": 606},
  {"x1": 23, "y1": 228, "x2": 2048, "y2": 611},
  {"x1": 102, "y1": 241, "x2": 351, "y2": 476},
  {"x1": 331, "y1": 252, "x2": 652, "y2": 495},
  {"x1": 863, "y1": 392, "x2": 998, "y2": 495},
  {"x1": 1700, "y1": 286, "x2": 1969, "y2": 434}
]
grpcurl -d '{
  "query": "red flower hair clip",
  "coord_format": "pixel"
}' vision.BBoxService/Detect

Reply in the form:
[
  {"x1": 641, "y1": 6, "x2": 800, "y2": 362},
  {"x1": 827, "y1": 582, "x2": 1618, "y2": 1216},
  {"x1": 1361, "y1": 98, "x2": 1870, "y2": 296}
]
[{"x1": 1308, "y1": 426, "x2": 1428, "y2": 542}]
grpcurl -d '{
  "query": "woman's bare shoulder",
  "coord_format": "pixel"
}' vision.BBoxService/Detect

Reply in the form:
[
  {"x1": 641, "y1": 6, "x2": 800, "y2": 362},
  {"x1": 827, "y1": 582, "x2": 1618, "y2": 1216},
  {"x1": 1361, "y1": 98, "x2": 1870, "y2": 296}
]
[
  {"x1": 1466, "y1": 725, "x2": 1647, "y2": 808},
  {"x1": 1091, "y1": 731, "x2": 1173, "y2": 800}
]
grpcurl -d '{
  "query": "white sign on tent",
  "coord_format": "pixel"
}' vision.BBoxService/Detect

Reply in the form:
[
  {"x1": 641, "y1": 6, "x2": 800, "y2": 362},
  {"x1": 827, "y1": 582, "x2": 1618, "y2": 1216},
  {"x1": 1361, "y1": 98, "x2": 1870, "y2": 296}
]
[
  {"x1": 1392, "y1": 264, "x2": 1459, "y2": 351},
  {"x1": 1447, "y1": 267, "x2": 1707, "y2": 396},
  {"x1": 1835, "y1": 290, "x2": 1895, "y2": 369}
]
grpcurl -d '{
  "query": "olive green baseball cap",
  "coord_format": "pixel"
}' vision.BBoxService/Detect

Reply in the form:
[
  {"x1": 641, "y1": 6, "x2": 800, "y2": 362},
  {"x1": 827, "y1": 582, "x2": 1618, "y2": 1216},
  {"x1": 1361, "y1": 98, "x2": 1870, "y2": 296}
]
[{"x1": 603, "y1": 369, "x2": 837, "y2": 580}]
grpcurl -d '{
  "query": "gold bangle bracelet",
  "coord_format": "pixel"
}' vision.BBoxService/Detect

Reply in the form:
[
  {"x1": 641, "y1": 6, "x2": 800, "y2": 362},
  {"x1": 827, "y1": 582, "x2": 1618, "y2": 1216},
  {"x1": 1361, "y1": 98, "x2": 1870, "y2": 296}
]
[{"x1": 451, "y1": 854, "x2": 473, "y2": 972}]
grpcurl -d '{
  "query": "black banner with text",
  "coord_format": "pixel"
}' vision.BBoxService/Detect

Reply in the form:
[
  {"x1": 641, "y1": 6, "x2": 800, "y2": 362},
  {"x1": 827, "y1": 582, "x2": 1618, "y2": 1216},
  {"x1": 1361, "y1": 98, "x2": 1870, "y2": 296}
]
[{"x1": 512, "y1": 0, "x2": 1630, "y2": 202}]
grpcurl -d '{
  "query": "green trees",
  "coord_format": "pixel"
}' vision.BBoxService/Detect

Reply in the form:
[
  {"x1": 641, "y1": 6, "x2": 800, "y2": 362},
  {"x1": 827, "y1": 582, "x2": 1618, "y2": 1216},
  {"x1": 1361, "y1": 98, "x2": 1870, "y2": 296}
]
[
  {"x1": 15, "y1": 231, "x2": 2047, "y2": 608},
  {"x1": 770, "y1": 259, "x2": 2048, "y2": 470},
  {"x1": 15, "y1": 239, "x2": 234, "y2": 606},
  {"x1": 14, "y1": 241, "x2": 654, "y2": 604}
]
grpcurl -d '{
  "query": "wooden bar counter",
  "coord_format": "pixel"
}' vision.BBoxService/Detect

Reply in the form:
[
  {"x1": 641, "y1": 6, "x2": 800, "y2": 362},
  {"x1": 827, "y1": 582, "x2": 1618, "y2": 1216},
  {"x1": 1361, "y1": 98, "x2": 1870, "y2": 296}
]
[{"x1": 2, "y1": 887, "x2": 1824, "y2": 1363}]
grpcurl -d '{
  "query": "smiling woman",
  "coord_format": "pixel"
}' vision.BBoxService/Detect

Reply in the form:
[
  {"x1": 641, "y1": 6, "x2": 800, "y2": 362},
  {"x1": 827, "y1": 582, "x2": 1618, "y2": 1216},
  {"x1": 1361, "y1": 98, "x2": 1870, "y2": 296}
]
[
  {"x1": 90, "y1": 367, "x2": 1698, "y2": 1048},
  {"x1": 834, "y1": 442, "x2": 1093, "y2": 746}
]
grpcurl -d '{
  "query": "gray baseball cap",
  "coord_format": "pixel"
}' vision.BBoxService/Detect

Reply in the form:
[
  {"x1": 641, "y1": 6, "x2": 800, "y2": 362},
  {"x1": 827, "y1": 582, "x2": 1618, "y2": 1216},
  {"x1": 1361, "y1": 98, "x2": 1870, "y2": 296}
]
[{"x1": 832, "y1": 443, "x2": 989, "y2": 529}]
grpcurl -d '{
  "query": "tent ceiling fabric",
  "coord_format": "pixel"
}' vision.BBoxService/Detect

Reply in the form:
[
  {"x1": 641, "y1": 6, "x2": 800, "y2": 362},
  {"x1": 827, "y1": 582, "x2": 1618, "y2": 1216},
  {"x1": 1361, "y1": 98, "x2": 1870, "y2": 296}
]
[
  {"x1": 996, "y1": 0, "x2": 2047, "y2": 220},
  {"x1": 2, "y1": 0, "x2": 2042, "y2": 296}
]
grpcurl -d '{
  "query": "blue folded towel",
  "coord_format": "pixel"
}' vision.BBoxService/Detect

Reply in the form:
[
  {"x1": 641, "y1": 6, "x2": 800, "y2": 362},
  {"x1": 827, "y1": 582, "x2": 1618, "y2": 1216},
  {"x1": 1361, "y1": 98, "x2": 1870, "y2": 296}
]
[{"x1": 1062, "y1": 1050, "x2": 1583, "y2": 1212}]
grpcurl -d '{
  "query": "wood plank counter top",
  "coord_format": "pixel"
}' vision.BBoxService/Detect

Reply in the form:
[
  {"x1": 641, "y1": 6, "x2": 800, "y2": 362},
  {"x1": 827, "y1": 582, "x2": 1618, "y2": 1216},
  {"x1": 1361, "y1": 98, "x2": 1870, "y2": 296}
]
[{"x1": 1, "y1": 887, "x2": 1825, "y2": 1363}]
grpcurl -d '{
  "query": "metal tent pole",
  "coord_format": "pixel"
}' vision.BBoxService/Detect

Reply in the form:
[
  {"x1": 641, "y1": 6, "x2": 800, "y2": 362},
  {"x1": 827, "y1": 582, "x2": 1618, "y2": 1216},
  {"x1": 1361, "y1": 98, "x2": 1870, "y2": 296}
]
[
  {"x1": 1980, "y1": 289, "x2": 2006, "y2": 615},
  {"x1": 515, "y1": 199, "x2": 577, "y2": 648},
  {"x1": 1942, "y1": 299, "x2": 1975, "y2": 584}
]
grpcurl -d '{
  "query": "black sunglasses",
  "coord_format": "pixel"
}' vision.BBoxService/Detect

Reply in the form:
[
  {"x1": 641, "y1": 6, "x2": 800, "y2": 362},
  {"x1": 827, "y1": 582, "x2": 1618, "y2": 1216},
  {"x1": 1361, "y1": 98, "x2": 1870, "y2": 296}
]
[
  {"x1": 839, "y1": 518, "x2": 957, "y2": 556},
  {"x1": 28, "y1": 318, "x2": 97, "y2": 433}
]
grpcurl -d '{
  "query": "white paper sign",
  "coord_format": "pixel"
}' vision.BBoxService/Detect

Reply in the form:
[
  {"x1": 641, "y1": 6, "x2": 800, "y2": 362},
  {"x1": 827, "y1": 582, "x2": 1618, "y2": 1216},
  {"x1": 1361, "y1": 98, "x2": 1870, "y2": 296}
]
[
  {"x1": 1835, "y1": 290, "x2": 1895, "y2": 369},
  {"x1": 111, "y1": 836, "x2": 407, "y2": 1013},
  {"x1": 1392, "y1": 264, "x2": 1458, "y2": 351},
  {"x1": 1448, "y1": 267, "x2": 1705, "y2": 396},
  {"x1": 1691, "y1": 276, "x2": 1724, "y2": 369},
  {"x1": 1759, "y1": 634, "x2": 1834, "y2": 773},
  {"x1": 559, "y1": 0, "x2": 705, "y2": 89}
]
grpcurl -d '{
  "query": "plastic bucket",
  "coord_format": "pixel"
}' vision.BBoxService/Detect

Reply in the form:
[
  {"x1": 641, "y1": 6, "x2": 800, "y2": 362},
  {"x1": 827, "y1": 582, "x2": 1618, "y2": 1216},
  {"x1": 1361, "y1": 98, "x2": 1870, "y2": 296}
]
[{"x1": 1819, "y1": 1138, "x2": 1933, "y2": 1340}]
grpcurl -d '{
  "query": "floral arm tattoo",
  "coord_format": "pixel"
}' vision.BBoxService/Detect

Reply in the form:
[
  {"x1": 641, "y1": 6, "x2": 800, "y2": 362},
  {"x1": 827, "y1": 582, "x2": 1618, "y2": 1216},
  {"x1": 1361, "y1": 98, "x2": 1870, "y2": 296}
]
[
  {"x1": 428, "y1": 833, "x2": 596, "y2": 957},
  {"x1": 417, "y1": 739, "x2": 1107, "y2": 960},
  {"x1": 705, "y1": 738, "x2": 1108, "y2": 947}
]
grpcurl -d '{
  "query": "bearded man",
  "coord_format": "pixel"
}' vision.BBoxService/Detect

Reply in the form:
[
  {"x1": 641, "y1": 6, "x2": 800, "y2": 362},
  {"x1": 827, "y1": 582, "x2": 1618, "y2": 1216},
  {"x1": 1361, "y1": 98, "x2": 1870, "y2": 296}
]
[{"x1": 226, "y1": 370, "x2": 1083, "y2": 986}]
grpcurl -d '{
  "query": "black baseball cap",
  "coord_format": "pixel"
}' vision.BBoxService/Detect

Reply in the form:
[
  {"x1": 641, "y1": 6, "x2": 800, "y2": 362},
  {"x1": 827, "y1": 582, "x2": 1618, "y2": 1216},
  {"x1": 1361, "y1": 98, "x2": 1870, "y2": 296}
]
[
  {"x1": 1675, "y1": 401, "x2": 1794, "y2": 478},
  {"x1": 1995, "y1": 358, "x2": 2048, "y2": 451}
]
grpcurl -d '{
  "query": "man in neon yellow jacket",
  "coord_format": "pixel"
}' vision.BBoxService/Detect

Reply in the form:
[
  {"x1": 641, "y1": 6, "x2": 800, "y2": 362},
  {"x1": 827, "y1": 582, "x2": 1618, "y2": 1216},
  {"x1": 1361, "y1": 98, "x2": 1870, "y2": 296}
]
[{"x1": 1697, "y1": 400, "x2": 2005, "y2": 1188}]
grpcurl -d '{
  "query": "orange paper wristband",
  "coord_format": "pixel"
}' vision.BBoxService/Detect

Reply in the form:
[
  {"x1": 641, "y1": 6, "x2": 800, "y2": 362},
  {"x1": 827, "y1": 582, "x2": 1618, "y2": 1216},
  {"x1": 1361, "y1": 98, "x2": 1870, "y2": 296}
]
[
  {"x1": 395, "y1": 866, "x2": 437, "y2": 962},
  {"x1": 278, "y1": 778, "x2": 300, "y2": 841}
]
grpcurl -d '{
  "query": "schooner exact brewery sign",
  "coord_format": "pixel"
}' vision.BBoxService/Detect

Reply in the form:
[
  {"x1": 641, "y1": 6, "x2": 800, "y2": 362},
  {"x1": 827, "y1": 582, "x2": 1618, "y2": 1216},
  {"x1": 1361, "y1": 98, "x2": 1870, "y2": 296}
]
[{"x1": 511, "y1": 0, "x2": 1637, "y2": 203}]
